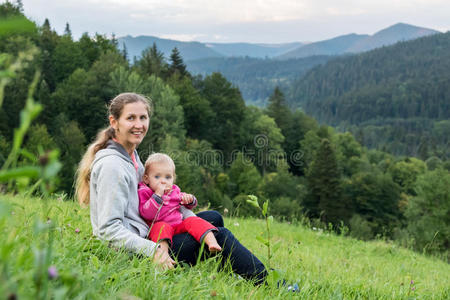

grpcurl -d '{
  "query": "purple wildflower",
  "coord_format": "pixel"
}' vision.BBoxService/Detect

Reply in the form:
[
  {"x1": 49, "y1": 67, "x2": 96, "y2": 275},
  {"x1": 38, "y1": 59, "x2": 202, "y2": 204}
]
[
  {"x1": 75, "y1": 228, "x2": 80, "y2": 233},
  {"x1": 48, "y1": 266, "x2": 58, "y2": 279},
  {"x1": 410, "y1": 280, "x2": 414, "y2": 285}
]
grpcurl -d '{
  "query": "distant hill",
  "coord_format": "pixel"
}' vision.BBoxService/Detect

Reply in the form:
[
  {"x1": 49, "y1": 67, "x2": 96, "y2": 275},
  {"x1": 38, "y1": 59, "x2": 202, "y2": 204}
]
[
  {"x1": 117, "y1": 36, "x2": 303, "y2": 61},
  {"x1": 278, "y1": 23, "x2": 440, "y2": 59},
  {"x1": 347, "y1": 23, "x2": 440, "y2": 52},
  {"x1": 205, "y1": 42, "x2": 303, "y2": 58},
  {"x1": 288, "y1": 32, "x2": 450, "y2": 158},
  {"x1": 118, "y1": 23, "x2": 439, "y2": 62},
  {"x1": 117, "y1": 35, "x2": 223, "y2": 61},
  {"x1": 278, "y1": 34, "x2": 368, "y2": 59}
]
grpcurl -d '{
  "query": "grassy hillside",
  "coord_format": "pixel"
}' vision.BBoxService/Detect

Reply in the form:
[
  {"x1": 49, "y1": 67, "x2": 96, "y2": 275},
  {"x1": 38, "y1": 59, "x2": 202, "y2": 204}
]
[{"x1": 1, "y1": 194, "x2": 449, "y2": 299}]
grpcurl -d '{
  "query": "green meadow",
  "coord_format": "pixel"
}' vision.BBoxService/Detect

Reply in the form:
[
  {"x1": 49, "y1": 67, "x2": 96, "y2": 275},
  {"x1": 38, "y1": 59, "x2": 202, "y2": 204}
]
[{"x1": 0, "y1": 194, "x2": 448, "y2": 299}]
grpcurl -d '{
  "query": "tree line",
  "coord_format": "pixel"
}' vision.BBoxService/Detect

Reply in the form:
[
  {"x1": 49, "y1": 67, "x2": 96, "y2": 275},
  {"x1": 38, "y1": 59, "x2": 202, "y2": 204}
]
[{"x1": 0, "y1": 1, "x2": 448, "y2": 260}]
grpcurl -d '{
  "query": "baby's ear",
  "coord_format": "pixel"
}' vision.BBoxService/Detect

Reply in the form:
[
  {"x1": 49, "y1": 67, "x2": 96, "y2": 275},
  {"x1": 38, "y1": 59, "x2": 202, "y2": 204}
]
[{"x1": 143, "y1": 174, "x2": 149, "y2": 183}]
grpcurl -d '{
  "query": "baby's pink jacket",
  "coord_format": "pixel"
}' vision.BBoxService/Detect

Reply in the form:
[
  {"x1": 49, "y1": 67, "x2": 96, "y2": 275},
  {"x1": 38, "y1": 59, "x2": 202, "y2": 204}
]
[{"x1": 138, "y1": 182, "x2": 197, "y2": 227}]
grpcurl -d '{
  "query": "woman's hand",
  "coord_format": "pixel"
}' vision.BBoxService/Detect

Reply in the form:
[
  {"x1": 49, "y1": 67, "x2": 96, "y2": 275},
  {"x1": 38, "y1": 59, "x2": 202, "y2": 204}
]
[
  {"x1": 180, "y1": 193, "x2": 195, "y2": 205},
  {"x1": 153, "y1": 241, "x2": 176, "y2": 270}
]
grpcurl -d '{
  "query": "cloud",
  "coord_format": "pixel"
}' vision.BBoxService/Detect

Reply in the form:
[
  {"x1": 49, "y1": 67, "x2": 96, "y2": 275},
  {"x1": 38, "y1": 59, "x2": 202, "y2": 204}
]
[
  {"x1": 158, "y1": 33, "x2": 207, "y2": 41},
  {"x1": 21, "y1": 0, "x2": 450, "y2": 43}
]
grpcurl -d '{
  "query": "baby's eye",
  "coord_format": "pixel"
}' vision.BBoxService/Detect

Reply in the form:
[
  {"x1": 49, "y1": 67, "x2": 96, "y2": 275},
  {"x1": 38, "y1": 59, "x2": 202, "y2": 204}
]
[
  {"x1": 166, "y1": 175, "x2": 171, "y2": 180},
  {"x1": 155, "y1": 176, "x2": 160, "y2": 179}
]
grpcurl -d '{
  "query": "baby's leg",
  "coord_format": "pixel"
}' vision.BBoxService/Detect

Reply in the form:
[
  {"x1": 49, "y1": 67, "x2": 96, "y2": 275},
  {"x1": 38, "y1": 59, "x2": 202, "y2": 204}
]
[
  {"x1": 203, "y1": 231, "x2": 222, "y2": 252},
  {"x1": 181, "y1": 216, "x2": 222, "y2": 252}
]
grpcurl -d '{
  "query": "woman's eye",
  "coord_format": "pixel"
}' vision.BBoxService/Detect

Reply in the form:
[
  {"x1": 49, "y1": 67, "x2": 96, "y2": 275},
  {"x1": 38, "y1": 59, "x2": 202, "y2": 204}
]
[
  {"x1": 140, "y1": 115, "x2": 147, "y2": 120},
  {"x1": 128, "y1": 116, "x2": 134, "y2": 120}
]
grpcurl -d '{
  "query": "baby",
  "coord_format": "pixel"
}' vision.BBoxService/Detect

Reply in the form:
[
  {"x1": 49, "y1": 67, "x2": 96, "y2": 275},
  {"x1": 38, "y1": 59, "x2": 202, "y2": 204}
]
[{"x1": 138, "y1": 153, "x2": 221, "y2": 252}]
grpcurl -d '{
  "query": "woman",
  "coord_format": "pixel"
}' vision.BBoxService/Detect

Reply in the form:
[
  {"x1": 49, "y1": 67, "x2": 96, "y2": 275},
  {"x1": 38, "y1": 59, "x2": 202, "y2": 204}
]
[{"x1": 75, "y1": 92, "x2": 267, "y2": 284}]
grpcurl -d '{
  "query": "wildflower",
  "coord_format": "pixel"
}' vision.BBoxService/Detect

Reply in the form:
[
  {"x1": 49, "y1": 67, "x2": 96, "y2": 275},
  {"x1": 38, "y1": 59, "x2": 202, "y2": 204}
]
[
  {"x1": 234, "y1": 222, "x2": 240, "y2": 227},
  {"x1": 75, "y1": 228, "x2": 80, "y2": 233},
  {"x1": 410, "y1": 280, "x2": 414, "y2": 285},
  {"x1": 223, "y1": 208, "x2": 229, "y2": 215},
  {"x1": 48, "y1": 266, "x2": 58, "y2": 279}
]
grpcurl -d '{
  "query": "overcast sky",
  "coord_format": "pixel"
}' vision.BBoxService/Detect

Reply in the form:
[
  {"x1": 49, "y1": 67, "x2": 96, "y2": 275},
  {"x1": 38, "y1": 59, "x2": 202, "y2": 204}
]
[{"x1": 19, "y1": 0, "x2": 450, "y2": 43}]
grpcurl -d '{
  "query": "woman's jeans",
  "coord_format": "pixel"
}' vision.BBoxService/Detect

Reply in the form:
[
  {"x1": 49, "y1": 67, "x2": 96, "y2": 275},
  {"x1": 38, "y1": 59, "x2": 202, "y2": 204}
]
[{"x1": 171, "y1": 211, "x2": 267, "y2": 285}]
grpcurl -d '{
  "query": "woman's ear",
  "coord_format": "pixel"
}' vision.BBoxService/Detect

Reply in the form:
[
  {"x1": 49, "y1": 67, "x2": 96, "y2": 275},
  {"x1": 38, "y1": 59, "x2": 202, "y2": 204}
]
[{"x1": 109, "y1": 115, "x2": 117, "y2": 129}]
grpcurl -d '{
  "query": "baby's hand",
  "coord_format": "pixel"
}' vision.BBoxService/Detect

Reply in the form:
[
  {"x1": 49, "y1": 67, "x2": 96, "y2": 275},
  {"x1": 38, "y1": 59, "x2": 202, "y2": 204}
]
[
  {"x1": 154, "y1": 182, "x2": 166, "y2": 197},
  {"x1": 180, "y1": 193, "x2": 195, "y2": 205}
]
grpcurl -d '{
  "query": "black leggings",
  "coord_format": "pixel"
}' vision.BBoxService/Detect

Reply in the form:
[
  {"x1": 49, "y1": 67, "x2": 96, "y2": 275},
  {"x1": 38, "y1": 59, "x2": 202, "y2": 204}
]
[{"x1": 171, "y1": 211, "x2": 267, "y2": 285}]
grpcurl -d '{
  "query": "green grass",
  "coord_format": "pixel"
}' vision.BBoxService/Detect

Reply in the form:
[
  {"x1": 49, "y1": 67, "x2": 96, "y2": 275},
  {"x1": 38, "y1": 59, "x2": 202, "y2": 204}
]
[{"x1": 1, "y1": 194, "x2": 449, "y2": 299}]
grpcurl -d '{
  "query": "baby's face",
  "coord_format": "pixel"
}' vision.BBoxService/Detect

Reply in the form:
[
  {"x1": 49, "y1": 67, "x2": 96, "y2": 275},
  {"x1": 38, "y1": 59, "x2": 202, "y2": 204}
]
[{"x1": 144, "y1": 162, "x2": 174, "y2": 193}]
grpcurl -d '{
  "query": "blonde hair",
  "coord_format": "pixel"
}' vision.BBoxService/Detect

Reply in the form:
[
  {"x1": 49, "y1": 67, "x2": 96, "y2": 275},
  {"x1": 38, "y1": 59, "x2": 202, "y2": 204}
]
[
  {"x1": 75, "y1": 93, "x2": 152, "y2": 206},
  {"x1": 144, "y1": 153, "x2": 176, "y2": 181}
]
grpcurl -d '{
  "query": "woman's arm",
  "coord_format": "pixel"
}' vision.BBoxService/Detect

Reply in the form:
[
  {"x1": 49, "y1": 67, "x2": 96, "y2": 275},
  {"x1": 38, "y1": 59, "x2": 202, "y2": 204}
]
[{"x1": 92, "y1": 157, "x2": 158, "y2": 257}]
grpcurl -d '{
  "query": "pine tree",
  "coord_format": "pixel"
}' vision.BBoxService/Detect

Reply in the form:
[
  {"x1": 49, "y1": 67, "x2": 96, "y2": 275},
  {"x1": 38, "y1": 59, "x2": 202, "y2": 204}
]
[
  {"x1": 169, "y1": 47, "x2": 187, "y2": 77},
  {"x1": 306, "y1": 138, "x2": 346, "y2": 225},
  {"x1": 121, "y1": 42, "x2": 128, "y2": 61},
  {"x1": 138, "y1": 43, "x2": 167, "y2": 78},
  {"x1": 15, "y1": 0, "x2": 23, "y2": 13},
  {"x1": 64, "y1": 22, "x2": 72, "y2": 38},
  {"x1": 266, "y1": 87, "x2": 292, "y2": 134},
  {"x1": 40, "y1": 19, "x2": 58, "y2": 91}
]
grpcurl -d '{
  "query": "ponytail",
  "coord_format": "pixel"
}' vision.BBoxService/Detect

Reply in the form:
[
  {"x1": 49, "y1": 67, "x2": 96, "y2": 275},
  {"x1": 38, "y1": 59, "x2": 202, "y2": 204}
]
[{"x1": 75, "y1": 127, "x2": 115, "y2": 206}]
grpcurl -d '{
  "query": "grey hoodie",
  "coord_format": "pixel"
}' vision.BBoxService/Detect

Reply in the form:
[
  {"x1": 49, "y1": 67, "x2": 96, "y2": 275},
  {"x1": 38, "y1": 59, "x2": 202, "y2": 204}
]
[{"x1": 89, "y1": 140, "x2": 194, "y2": 257}]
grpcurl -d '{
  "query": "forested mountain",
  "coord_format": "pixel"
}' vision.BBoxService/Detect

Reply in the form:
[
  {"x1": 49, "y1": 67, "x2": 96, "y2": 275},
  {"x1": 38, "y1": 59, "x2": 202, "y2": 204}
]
[
  {"x1": 186, "y1": 55, "x2": 331, "y2": 105},
  {"x1": 289, "y1": 31, "x2": 450, "y2": 158},
  {"x1": 278, "y1": 23, "x2": 439, "y2": 59},
  {"x1": 184, "y1": 23, "x2": 440, "y2": 104}
]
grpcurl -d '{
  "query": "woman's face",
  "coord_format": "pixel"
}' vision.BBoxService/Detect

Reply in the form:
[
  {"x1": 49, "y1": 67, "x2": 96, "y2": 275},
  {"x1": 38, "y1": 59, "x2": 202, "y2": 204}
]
[{"x1": 110, "y1": 102, "x2": 149, "y2": 154}]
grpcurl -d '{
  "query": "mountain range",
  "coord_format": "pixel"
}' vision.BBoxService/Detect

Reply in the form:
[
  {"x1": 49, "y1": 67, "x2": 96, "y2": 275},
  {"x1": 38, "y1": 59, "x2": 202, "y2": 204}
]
[
  {"x1": 279, "y1": 23, "x2": 439, "y2": 59},
  {"x1": 118, "y1": 23, "x2": 440, "y2": 62}
]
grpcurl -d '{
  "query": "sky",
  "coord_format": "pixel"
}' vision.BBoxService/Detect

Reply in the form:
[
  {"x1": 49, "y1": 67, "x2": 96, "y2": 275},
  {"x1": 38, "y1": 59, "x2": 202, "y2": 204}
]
[{"x1": 18, "y1": 0, "x2": 450, "y2": 43}]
